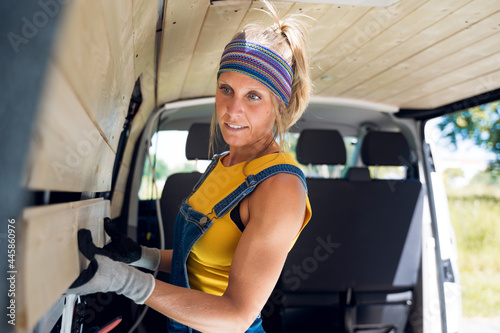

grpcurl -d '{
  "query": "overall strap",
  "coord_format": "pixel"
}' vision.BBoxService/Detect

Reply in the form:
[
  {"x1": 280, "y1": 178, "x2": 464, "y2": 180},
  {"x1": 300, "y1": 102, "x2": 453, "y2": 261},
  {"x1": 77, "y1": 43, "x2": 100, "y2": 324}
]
[
  {"x1": 189, "y1": 152, "x2": 229, "y2": 196},
  {"x1": 211, "y1": 163, "x2": 307, "y2": 219}
]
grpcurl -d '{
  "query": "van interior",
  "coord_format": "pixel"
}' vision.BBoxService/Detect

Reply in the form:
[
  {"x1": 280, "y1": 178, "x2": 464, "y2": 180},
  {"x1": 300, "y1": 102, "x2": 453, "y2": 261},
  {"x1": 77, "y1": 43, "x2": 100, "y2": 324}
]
[{"x1": 3, "y1": 0, "x2": 500, "y2": 332}]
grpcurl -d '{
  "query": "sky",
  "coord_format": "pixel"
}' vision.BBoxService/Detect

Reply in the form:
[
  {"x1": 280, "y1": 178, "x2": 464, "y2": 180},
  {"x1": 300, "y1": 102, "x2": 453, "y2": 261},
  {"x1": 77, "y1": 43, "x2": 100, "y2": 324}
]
[{"x1": 425, "y1": 118, "x2": 495, "y2": 186}]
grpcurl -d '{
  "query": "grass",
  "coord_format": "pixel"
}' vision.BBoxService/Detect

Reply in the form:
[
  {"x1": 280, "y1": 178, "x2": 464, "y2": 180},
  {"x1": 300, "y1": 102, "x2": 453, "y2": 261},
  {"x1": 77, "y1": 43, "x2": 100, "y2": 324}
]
[{"x1": 447, "y1": 194, "x2": 500, "y2": 317}]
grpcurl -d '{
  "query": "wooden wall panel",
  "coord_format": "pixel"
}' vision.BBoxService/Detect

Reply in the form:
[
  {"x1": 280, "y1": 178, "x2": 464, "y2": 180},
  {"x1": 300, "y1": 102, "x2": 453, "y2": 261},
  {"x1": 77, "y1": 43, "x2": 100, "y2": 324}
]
[
  {"x1": 54, "y1": 0, "x2": 126, "y2": 152},
  {"x1": 132, "y1": 0, "x2": 158, "y2": 117},
  {"x1": 157, "y1": 0, "x2": 210, "y2": 105},
  {"x1": 18, "y1": 199, "x2": 110, "y2": 331},
  {"x1": 25, "y1": 63, "x2": 115, "y2": 192},
  {"x1": 182, "y1": 1, "x2": 252, "y2": 99},
  {"x1": 100, "y1": 0, "x2": 136, "y2": 109}
]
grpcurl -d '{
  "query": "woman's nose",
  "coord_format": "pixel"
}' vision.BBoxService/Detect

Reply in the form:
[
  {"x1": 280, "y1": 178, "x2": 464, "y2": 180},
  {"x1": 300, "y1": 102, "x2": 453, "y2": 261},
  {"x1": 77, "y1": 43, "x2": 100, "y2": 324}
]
[{"x1": 226, "y1": 96, "x2": 244, "y2": 116}]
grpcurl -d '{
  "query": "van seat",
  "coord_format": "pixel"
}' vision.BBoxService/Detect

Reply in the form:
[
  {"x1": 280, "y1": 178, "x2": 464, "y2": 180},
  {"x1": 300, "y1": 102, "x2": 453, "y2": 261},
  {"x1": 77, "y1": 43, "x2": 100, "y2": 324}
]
[
  {"x1": 159, "y1": 123, "x2": 227, "y2": 250},
  {"x1": 267, "y1": 130, "x2": 422, "y2": 333}
]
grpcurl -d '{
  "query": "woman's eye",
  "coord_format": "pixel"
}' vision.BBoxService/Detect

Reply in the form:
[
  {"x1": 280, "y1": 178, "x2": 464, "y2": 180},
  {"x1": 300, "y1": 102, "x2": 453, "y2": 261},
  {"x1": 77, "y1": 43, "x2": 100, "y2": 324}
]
[
  {"x1": 248, "y1": 93, "x2": 261, "y2": 100},
  {"x1": 219, "y1": 86, "x2": 231, "y2": 94}
]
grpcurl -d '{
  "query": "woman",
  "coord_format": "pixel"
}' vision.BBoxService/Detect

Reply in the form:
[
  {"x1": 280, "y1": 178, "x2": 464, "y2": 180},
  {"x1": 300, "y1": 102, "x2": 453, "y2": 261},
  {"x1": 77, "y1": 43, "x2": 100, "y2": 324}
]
[{"x1": 70, "y1": 3, "x2": 312, "y2": 332}]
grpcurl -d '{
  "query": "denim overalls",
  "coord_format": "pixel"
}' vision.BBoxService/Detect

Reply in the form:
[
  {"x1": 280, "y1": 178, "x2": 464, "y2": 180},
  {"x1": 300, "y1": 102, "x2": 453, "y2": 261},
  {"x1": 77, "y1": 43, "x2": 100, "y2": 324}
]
[{"x1": 167, "y1": 153, "x2": 307, "y2": 333}]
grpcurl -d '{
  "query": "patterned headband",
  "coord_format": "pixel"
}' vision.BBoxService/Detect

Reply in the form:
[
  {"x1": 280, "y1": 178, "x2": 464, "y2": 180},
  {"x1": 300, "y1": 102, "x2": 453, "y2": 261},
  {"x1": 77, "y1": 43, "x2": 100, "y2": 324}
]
[{"x1": 217, "y1": 39, "x2": 293, "y2": 106}]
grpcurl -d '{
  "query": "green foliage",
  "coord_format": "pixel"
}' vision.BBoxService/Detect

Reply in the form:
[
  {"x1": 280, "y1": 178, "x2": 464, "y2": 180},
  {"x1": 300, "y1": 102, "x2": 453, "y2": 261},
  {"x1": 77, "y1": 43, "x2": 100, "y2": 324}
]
[
  {"x1": 448, "y1": 194, "x2": 500, "y2": 317},
  {"x1": 470, "y1": 166, "x2": 500, "y2": 185},
  {"x1": 437, "y1": 101, "x2": 500, "y2": 162},
  {"x1": 143, "y1": 155, "x2": 169, "y2": 180}
]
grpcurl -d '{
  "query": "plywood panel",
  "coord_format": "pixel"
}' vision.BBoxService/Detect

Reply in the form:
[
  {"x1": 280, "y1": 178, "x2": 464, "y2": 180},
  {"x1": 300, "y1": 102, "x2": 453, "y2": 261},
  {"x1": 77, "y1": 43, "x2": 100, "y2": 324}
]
[
  {"x1": 100, "y1": 0, "x2": 136, "y2": 108},
  {"x1": 285, "y1": 2, "x2": 339, "y2": 22},
  {"x1": 235, "y1": 1, "x2": 294, "y2": 32},
  {"x1": 308, "y1": 4, "x2": 370, "y2": 71},
  {"x1": 132, "y1": 0, "x2": 158, "y2": 116},
  {"x1": 54, "y1": 0, "x2": 125, "y2": 151},
  {"x1": 322, "y1": 0, "x2": 500, "y2": 98},
  {"x1": 18, "y1": 199, "x2": 110, "y2": 330},
  {"x1": 399, "y1": 65, "x2": 500, "y2": 109},
  {"x1": 361, "y1": 13, "x2": 500, "y2": 101},
  {"x1": 181, "y1": 1, "x2": 252, "y2": 99},
  {"x1": 25, "y1": 63, "x2": 115, "y2": 192},
  {"x1": 318, "y1": 0, "x2": 471, "y2": 95},
  {"x1": 368, "y1": 32, "x2": 500, "y2": 103},
  {"x1": 311, "y1": 0, "x2": 425, "y2": 87},
  {"x1": 157, "y1": 0, "x2": 210, "y2": 105}
]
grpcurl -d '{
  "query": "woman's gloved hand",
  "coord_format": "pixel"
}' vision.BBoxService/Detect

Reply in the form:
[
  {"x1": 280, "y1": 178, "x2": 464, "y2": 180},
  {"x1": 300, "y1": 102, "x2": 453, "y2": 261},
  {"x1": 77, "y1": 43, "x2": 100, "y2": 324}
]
[
  {"x1": 68, "y1": 229, "x2": 155, "y2": 304},
  {"x1": 97, "y1": 217, "x2": 161, "y2": 271}
]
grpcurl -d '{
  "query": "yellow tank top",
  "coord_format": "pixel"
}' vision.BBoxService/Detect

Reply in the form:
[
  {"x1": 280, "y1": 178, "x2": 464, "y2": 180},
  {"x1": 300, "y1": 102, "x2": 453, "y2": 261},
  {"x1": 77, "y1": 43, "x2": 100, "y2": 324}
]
[{"x1": 186, "y1": 152, "x2": 312, "y2": 295}]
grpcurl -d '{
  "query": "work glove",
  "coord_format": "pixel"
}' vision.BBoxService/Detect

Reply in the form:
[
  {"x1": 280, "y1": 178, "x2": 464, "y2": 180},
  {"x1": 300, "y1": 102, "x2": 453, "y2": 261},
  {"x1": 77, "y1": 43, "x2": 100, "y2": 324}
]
[
  {"x1": 68, "y1": 229, "x2": 155, "y2": 304},
  {"x1": 97, "y1": 217, "x2": 161, "y2": 271}
]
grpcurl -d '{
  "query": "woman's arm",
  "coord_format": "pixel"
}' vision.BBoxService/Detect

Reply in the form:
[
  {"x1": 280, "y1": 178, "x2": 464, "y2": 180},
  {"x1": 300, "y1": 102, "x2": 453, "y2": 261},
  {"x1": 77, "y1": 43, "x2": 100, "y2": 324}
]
[
  {"x1": 157, "y1": 249, "x2": 173, "y2": 273},
  {"x1": 145, "y1": 173, "x2": 307, "y2": 333}
]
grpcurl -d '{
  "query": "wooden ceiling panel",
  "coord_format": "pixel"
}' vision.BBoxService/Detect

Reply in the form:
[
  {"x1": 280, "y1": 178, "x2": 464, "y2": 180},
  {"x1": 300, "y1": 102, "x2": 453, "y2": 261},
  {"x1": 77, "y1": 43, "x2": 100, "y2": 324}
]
[
  {"x1": 181, "y1": 1, "x2": 251, "y2": 99},
  {"x1": 157, "y1": 0, "x2": 500, "y2": 110},
  {"x1": 361, "y1": 17, "x2": 500, "y2": 102},
  {"x1": 316, "y1": 0, "x2": 471, "y2": 96},
  {"x1": 367, "y1": 32, "x2": 500, "y2": 104},
  {"x1": 308, "y1": 5, "x2": 371, "y2": 73},
  {"x1": 401, "y1": 68, "x2": 500, "y2": 109},
  {"x1": 157, "y1": 0, "x2": 210, "y2": 105},
  {"x1": 320, "y1": 0, "x2": 500, "y2": 107},
  {"x1": 310, "y1": 0, "x2": 424, "y2": 87}
]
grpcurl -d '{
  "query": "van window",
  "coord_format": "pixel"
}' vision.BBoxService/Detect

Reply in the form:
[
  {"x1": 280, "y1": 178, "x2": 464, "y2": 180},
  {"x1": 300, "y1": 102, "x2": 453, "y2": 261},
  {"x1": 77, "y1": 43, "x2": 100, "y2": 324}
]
[
  {"x1": 139, "y1": 130, "x2": 360, "y2": 200},
  {"x1": 138, "y1": 130, "x2": 210, "y2": 200}
]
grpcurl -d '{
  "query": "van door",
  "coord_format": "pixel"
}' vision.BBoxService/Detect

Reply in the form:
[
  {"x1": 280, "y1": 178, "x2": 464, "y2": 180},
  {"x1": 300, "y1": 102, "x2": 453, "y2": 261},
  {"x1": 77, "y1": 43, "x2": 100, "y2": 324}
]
[{"x1": 421, "y1": 124, "x2": 462, "y2": 333}]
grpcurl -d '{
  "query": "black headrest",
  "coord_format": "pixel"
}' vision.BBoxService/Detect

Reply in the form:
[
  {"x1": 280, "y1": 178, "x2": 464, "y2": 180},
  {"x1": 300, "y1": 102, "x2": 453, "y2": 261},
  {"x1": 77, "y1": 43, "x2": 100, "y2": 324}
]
[
  {"x1": 347, "y1": 167, "x2": 371, "y2": 181},
  {"x1": 361, "y1": 131, "x2": 411, "y2": 166},
  {"x1": 185, "y1": 123, "x2": 228, "y2": 160},
  {"x1": 296, "y1": 129, "x2": 346, "y2": 165}
]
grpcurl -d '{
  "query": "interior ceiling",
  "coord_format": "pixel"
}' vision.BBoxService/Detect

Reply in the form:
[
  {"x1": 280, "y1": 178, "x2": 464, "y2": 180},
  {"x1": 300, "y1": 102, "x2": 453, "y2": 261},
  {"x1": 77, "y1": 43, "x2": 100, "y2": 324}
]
[{"x1": 156, "y1": 0, "x2": 500, "y2": 111}]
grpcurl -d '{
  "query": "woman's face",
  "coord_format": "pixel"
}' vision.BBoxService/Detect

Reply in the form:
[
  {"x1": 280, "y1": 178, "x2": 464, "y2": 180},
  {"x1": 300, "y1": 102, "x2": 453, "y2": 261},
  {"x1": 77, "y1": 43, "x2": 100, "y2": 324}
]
[{"x1": 216, "y1": 71, "x2": 276, "y2": 153}]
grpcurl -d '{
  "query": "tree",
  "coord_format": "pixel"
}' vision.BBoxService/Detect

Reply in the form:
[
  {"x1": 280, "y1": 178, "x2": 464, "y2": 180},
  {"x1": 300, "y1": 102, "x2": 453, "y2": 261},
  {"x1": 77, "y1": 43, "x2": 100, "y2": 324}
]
[
  {"x1": 437, "y1": 101, "x2": 500, "y2": 169},
  {"x1": 443, "y1": 167, "x2": 464, "y2": 187},
  {"x1": 143, "y1": 155, "x2": 169, "y2": 180}
]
